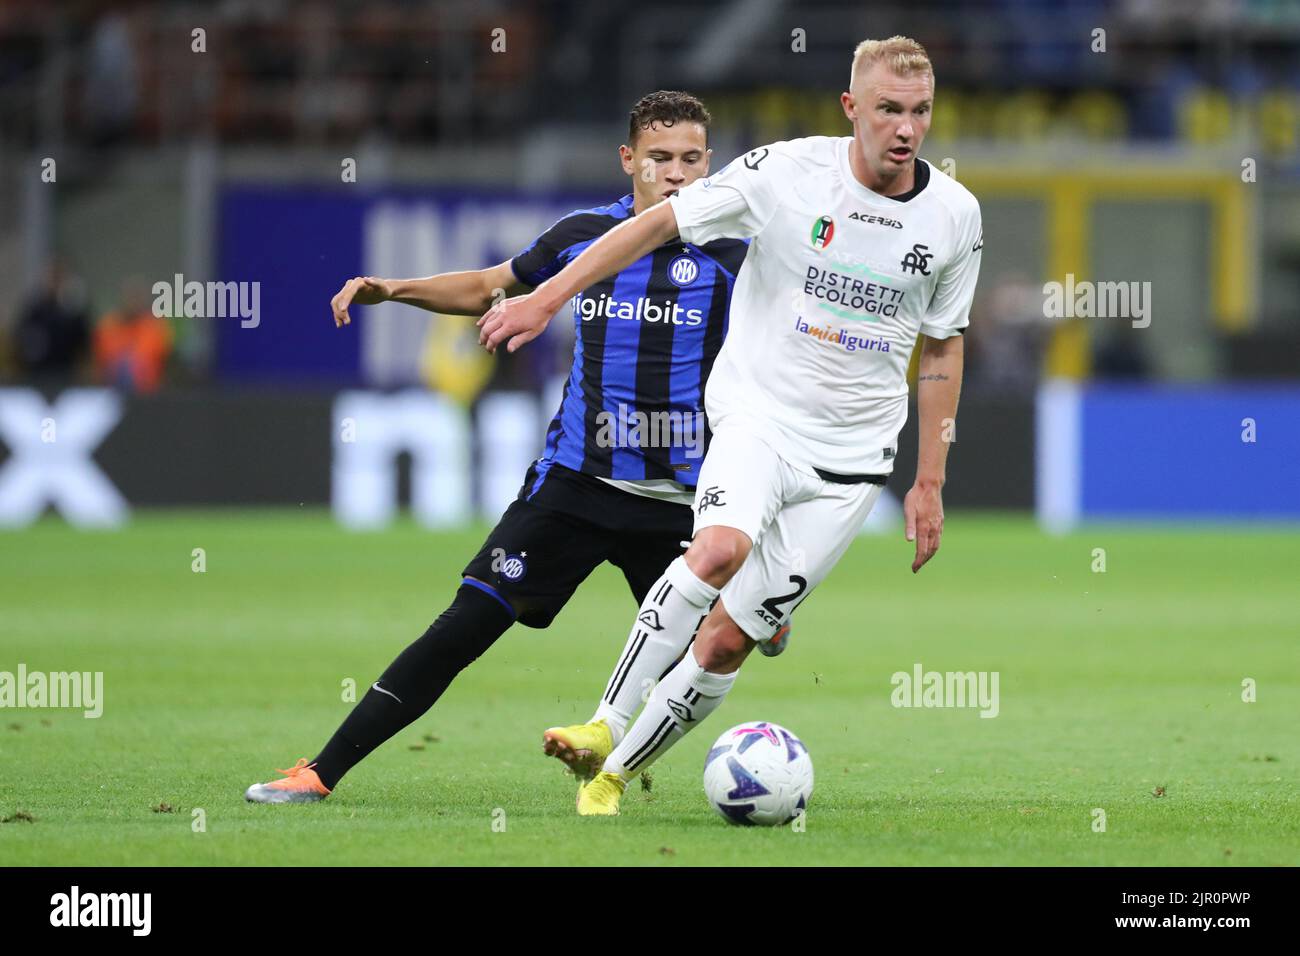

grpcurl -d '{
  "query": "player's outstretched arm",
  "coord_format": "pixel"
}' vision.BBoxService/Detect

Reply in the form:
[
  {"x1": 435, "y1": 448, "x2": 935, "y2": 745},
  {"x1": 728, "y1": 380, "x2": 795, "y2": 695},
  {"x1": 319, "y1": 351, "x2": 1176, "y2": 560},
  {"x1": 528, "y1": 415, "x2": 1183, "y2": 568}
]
[
  {"x1": 330, "y1": 261, "x2": 525, "y2": 328},
  {"x1": 905, "y1": 332, "x2": 964, "y2": 573},
  {"x1": 477, "y1": 201, "x2": 680, "y2": 354}
]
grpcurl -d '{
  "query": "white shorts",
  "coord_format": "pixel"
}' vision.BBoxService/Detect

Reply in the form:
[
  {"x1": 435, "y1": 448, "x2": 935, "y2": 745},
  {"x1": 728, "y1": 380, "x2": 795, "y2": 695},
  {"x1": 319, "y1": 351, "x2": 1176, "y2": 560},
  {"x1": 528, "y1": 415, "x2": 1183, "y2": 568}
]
[{"x1": 692, "y1": 421, "x2": 884, "y2": 643}]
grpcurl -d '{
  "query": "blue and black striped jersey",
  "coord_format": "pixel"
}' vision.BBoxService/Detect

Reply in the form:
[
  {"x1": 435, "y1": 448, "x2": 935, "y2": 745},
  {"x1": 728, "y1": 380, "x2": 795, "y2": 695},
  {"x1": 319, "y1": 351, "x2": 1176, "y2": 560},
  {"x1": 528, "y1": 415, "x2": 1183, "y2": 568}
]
[{"x1": 511, "y1": 194, "x2": 748, "y2": 493}]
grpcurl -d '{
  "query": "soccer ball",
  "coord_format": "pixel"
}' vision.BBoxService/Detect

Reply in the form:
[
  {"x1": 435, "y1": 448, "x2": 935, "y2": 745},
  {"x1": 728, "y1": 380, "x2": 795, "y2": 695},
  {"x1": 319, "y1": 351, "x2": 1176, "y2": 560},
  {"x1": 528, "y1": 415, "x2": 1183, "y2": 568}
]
[{"x1": 703, "y1": 721, "x2": 813, "y2": 826}]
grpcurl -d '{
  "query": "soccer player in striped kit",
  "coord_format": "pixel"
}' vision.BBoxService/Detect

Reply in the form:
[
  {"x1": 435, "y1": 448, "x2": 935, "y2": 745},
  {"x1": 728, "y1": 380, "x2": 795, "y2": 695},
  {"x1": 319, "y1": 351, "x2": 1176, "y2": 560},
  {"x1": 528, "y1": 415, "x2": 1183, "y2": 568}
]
[{"x1": 244, "y1": 91, "x2": 777, "y2": 803}]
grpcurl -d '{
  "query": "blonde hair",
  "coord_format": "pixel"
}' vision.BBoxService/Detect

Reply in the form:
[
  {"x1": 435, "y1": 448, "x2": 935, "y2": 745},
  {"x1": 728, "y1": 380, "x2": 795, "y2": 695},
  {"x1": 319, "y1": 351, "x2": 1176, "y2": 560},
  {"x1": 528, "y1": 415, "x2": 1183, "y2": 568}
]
[{"x1": 850, "y1": 36, "x2": 933, "y2": 87}]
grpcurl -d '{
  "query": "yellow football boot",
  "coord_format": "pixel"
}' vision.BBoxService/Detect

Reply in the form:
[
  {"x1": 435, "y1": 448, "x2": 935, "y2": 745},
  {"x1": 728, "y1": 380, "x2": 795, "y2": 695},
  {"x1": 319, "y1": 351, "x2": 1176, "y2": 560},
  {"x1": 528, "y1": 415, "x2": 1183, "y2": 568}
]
[
  {"x1": 576, "y1": 770, "x2": 627, "y2": 816},
  {"x1": 542, "y1": 718, "x2": 614, "y2": 780}
]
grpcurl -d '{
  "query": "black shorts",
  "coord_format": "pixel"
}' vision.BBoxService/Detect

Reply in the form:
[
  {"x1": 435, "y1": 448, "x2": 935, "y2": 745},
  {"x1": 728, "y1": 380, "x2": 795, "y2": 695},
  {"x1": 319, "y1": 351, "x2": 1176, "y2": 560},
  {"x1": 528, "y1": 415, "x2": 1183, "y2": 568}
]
[{"x1": 462, "y1": 462, "x2": 694, "y2": 628}]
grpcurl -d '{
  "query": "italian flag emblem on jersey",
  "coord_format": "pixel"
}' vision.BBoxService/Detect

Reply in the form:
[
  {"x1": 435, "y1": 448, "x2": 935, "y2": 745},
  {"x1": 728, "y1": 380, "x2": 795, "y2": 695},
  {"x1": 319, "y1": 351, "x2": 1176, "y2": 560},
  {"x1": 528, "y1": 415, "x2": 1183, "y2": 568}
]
[{"x1": 811, "y1": 215, "x2": 834, "y2": 249}]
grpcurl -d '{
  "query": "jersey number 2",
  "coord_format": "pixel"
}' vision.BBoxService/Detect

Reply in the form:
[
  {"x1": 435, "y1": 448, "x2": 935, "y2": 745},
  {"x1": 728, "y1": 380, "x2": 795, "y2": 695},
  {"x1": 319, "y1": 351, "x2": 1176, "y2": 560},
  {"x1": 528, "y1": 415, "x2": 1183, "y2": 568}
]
[{"x1": 761, "y1": 574, "x2": 807, "y2": 619}]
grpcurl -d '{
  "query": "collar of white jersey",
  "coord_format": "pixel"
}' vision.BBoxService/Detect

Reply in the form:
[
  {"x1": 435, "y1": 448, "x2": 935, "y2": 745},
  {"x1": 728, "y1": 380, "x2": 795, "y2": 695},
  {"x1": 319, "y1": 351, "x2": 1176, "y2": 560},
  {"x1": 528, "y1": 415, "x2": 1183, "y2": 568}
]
[{"x1": 836, "y1": 137, "x2": 932, "y2": 208}]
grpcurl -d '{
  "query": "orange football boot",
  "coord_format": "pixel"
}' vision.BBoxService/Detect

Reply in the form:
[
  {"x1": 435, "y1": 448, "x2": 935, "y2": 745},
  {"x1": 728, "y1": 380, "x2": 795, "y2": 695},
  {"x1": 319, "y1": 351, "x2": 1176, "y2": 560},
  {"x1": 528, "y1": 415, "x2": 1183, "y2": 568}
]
[{"x1": 244, "y1": 758, "x2": 332, "y2": 804}]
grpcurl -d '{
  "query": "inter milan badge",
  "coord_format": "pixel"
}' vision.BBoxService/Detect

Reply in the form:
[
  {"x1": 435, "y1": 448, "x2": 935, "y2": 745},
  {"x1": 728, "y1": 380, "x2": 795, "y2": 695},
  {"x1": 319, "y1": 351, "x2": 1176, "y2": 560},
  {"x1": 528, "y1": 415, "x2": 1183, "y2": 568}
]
[
  {"x1": 668, "y1": 254, "x2": 699, "y2": 287},
  {"x1": 501, "y1": 552, "x2": 527, "y2": 582}
]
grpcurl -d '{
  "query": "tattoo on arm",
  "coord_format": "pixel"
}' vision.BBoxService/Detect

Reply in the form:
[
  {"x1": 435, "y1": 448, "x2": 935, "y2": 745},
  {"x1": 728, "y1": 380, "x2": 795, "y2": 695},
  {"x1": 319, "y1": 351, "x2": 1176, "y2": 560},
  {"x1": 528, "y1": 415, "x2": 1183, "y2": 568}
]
[{"x1": 918, "y1": 373, "x2": 950, "y2": 382}]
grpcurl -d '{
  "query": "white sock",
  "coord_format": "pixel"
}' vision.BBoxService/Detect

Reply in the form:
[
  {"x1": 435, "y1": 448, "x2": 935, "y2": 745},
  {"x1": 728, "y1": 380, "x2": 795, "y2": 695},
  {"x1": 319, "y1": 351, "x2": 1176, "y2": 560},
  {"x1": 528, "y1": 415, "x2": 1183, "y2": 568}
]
[
  {"x1": 603, "y1": 645, "x2": 737, "y2": 780},
  {"x1": 592, "y1": 556, "x2": 719, "y2": 745}
]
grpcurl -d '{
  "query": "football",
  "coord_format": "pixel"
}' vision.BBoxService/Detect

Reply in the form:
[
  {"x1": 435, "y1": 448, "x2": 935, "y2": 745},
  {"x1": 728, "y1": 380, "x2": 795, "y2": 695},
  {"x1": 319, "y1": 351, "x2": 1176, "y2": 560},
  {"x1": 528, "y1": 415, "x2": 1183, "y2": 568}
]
[{"x1": 702, "y1": 721, "x2": 814, "y2": 826}]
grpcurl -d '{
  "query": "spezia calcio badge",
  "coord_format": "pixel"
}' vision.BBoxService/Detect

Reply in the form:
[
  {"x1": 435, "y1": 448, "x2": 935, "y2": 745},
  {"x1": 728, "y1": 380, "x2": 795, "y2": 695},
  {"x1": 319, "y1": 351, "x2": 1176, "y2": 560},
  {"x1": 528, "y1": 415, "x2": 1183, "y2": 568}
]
[
  {"x1": 811, "y1": 215, "x2": 834, "y2": 250},
  {"x1": 668, "y1": 254, "x2": 699, "y2": 287}
]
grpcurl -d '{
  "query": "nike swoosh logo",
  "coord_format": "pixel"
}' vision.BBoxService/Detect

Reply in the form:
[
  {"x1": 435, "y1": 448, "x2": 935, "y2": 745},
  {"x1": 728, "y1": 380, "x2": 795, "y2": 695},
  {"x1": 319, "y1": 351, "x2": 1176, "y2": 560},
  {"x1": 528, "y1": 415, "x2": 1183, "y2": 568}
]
[{"x1": 372, "y1": 682, "x2": 403, "y2": 704}]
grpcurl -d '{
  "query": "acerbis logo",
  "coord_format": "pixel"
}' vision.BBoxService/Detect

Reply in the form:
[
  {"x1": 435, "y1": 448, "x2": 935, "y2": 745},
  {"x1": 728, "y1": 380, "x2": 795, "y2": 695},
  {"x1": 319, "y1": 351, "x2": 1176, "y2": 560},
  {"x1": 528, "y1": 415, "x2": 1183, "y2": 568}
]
[
  {"x1": 668, "y1": 255, "x2": 699, "y2": 287},
  {"x1": 848, "y1": 211, "x2": 904, "y2": 229},
  {"x1": 577, "y1": 293, "x2": 702, "y2": 326},
  {"x1": 637, "y1": 609, "x2": 665, "y2": 631},
  {"x1": 810, "y1": 215, "x2": 835, "y2": 250}
]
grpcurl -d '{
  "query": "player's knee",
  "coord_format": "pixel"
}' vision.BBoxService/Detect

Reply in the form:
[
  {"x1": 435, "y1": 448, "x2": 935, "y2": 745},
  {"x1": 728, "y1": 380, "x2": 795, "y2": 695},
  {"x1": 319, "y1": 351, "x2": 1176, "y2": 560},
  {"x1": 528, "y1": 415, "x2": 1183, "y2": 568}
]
[{"x1": 685, "y1": 529, "x2": 749, "y2": 585}]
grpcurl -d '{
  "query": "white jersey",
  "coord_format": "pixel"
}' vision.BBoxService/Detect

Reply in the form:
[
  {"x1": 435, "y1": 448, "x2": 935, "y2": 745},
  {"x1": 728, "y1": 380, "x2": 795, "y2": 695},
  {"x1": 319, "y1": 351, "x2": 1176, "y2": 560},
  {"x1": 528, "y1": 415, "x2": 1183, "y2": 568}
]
[{"x1": 668, "y1": 136, "x2": 982, "y2": 476}]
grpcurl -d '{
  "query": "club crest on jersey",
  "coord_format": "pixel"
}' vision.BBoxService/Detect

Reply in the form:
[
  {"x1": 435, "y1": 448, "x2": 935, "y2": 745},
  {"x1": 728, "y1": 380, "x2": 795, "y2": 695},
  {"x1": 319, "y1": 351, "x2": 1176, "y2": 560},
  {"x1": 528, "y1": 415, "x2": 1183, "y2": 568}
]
[
  {"x1": 668, "y1": 254, "x2": 699, "y2": 287},
  {"x1": 810, "y1": 215, "x2": 835, "y2": 250},
  {"x1": 901, "y1": 243, "x2": 934, "y2": 275},
  {"x1": 500, "y1": 553, "x2": 527, "y2": 582},
  {"x1": 697, "y1": 485, "x2": 726, "y2": 513}
]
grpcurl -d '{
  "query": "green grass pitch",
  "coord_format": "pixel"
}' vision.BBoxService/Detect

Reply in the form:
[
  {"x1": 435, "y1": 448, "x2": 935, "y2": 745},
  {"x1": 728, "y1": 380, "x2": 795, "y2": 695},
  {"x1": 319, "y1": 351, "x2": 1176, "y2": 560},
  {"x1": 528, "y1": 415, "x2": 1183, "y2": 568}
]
[{"x1": 1, "y1": 510, "x2": 1296, "y2": 866}]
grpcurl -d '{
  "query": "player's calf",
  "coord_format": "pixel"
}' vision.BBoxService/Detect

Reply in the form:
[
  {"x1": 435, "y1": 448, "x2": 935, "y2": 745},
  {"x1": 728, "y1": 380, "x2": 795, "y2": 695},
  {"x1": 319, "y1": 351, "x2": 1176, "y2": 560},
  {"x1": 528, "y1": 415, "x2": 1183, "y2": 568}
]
[{"x1": 692, "y1": 604, "x2": 756, "y2": 673}]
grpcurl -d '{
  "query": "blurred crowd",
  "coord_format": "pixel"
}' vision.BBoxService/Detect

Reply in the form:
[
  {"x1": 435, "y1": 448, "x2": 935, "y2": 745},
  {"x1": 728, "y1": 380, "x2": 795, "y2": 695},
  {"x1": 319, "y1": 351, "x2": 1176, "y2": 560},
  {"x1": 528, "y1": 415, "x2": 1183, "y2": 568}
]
[
  {"x1": 6, "y1": 261, "x2": 173, "y2": 393},
  {"x1": 1, "y1": 0, "x2": 1298, "y2": 149},
  {"x1": 2, "y1": 0, "x2": 1296, "y2": 395}
]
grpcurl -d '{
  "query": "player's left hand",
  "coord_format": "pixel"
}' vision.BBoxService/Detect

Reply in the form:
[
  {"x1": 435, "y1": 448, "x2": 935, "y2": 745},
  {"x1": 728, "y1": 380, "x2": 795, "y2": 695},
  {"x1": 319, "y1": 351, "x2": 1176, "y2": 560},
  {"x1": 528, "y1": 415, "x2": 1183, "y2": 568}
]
[
  {"x1": 477, "y1": 292, "x2": 555, "y2": 354},
  {"x1": 903, "y1": 481, "x2": 944, "y2": 573}
]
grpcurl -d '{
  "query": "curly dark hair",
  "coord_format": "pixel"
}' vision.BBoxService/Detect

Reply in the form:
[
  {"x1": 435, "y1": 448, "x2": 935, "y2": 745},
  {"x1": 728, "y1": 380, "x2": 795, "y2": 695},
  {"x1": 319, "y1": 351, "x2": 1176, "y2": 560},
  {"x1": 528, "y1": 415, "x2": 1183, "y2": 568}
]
[{"x1": 628, "y1": 90, "x2": 711, "y2": 144}]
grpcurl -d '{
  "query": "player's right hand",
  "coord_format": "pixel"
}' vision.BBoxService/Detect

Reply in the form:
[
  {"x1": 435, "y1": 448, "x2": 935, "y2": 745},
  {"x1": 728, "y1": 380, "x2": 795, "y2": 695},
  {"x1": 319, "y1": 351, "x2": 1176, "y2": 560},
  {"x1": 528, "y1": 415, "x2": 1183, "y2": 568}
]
[
  {"x1": 903, "y1": 480, "x2": 944, "y2": 573},
  {"x1": 477, "y1": 291, "x2": 555, "y2": 354},
  {"x1": 331, "y1": 276, "x2": 391, "y2": 327}
]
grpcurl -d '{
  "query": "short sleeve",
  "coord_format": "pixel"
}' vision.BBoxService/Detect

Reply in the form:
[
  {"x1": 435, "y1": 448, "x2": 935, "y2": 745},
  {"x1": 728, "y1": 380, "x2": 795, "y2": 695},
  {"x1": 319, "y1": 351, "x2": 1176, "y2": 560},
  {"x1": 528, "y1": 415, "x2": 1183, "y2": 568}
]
[
  {"x1": 920, "y1": 201, "x2": 983, "y2": 339},
  {"x1": 511, "y1": 214, "x2": 589, "y2": 287},
  {"x1": 669, "y1": 144, "x2": 787, "y2": 245}
]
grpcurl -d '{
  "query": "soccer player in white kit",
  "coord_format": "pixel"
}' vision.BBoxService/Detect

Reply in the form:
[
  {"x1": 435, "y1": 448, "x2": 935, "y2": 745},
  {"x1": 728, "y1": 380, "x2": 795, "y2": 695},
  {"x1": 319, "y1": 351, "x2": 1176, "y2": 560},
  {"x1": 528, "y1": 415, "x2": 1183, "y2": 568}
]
[{"x1": 479, "y1": 36, "x2": 983, "y2": 816}]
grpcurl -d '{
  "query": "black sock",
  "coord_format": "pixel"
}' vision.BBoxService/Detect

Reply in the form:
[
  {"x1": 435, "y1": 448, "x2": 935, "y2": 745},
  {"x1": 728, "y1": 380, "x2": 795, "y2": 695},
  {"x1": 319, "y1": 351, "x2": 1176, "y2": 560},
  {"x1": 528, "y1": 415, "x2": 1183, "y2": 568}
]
[{"x1": 311, "y1": 583, "x2": 514, "y2": 790}]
